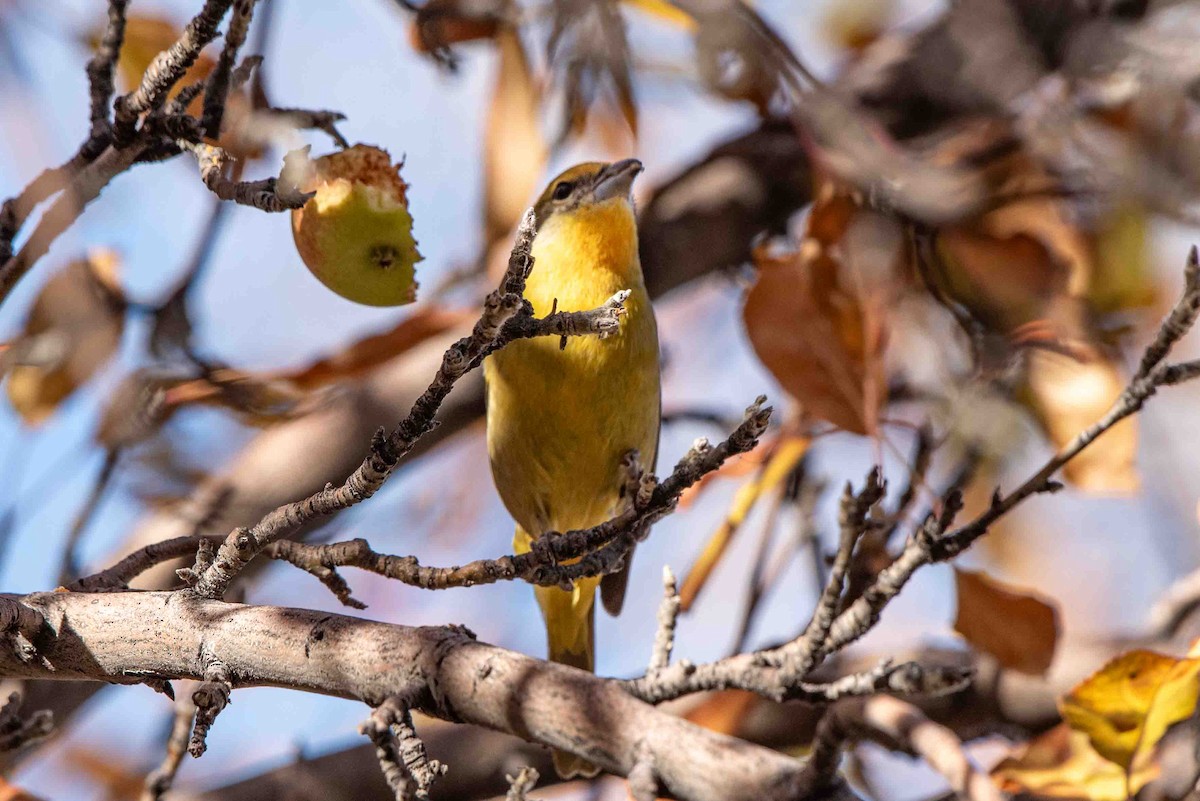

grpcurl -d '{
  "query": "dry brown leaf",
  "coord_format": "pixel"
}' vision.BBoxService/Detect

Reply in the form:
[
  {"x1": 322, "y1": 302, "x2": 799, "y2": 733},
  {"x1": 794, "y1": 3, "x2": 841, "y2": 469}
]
[
  {"x1": 63, "y1": 746, "x2": 145, "y2": 801},
  {"x1": 822, "y1": 0, "x2": 894, "y2": 52},
  {"x1": 5, "y1": 250, "x2": 124, "y2": 425},
  {"x1": 953, "y1": 568, "x2": 1060, "y2": 675},
  {"x1": 548, "y1": 0, "x2": 637, "y2": 143},
  {"x1": 933, "y1": 154, "x2": 1091, "y2": 336},
  {"x1": 129, "y1": 307, "x2": 470, "y2": 429},
  {"x1": 1025, "y1": 349, "x2": 1138, "y2": 493},
  {"x1": 408, "y1": 0, "x2": 510, "y2": 53},
  {"x1": 742, "y1": 189, "x2": 895, "y2": 435},
  {"x1": 483, "y1": 28, "x2": 548, "y2": 249}
]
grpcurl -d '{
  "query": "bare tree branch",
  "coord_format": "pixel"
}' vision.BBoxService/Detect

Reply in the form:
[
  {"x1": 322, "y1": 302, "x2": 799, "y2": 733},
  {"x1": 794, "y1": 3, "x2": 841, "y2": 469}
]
[
  {"x1": 112, "y1": 0, "x2": 235, "y2": 141},
  {"x1": 648, "y1": 566, "x2": 680, "y2": 673},
  {"x1": 505, "y1": 767, "x2": 539, "y2": 801},
  {"x1": 0, "y1": 693, "x2": 52, "y2": 754},
  {"x1": 86, "y1": 0, "x2": 130, "y2": 141},
  {"x1": 0, "y1": 591, "x2": 814, "y2": 801},
  {"x1": 141, "y1": 695, "x2": 196, "y2": 801},
  {"x1": 795, "y1": 696, "x2": 1001, "y2": 801}
]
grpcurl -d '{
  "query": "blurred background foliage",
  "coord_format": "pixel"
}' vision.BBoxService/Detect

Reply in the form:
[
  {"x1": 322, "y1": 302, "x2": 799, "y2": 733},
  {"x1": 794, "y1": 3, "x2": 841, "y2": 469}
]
[{"x1": 3, "y1": 0, "x2": 1200, "y2": 798}]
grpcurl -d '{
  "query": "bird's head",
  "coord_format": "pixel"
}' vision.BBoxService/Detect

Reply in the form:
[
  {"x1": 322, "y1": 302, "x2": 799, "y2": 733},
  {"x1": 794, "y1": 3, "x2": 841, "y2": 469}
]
[{"x1": 533, "y1": 159, "x2": 643, "y2": 229}]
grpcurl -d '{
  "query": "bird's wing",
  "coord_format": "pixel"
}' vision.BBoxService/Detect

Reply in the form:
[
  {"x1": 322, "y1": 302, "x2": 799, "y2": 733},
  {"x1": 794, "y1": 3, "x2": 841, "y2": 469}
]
[{"x1": 600, "y1": 394, "x2": 661, "y2": 617}]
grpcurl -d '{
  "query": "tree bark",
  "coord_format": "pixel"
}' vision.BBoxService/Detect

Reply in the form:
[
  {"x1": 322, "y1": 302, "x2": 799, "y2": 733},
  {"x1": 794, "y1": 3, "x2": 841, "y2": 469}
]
[{"x1": 0, "y1": 591, "x2": 806, "y2": 801}]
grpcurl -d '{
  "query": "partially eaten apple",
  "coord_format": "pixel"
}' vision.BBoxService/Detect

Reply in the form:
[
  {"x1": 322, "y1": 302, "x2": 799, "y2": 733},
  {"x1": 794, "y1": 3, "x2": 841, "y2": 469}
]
[{"x1": 290, "y1": 144, "x2": 422, "y2": 307}]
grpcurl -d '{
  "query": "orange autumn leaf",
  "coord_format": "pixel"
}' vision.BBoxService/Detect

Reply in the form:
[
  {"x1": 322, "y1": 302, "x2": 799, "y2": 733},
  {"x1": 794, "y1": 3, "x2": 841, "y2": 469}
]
[
  {"x1": 933, "y1": 154, "x2": 1091, "y2": 335},
  {"x1": 148, "y1": 307, "x2": 471, "y2": 427},
  {"x1": 953, "y1": 568, "x2": 1059, "y2": 675},
  {"x1": 743, "y1": 190, "x2": 894, "y2": 435},
  {"x1": 0, "y1": 777, "x2": 45, "y2": 801},
  {"x1": 408, "y1": 0, "x2": 510, "y2": 53}
]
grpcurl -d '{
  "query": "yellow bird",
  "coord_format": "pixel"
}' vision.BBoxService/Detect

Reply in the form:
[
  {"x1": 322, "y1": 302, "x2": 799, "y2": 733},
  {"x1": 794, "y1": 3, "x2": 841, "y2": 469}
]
[{"x1": 484, "y1": 159, "x2": 661, "y2": 778}]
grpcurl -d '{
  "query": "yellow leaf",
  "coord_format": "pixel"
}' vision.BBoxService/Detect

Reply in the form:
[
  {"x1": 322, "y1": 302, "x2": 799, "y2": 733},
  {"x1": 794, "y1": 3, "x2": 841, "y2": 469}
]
[
  {"x1": 679, "y1": 434, "x2": 808, "y2": 610},
  {"x1": 1061, "y1": 649, "x2": 1200, "y2": 772},
  {"x1": 953, "y1": 569, "x2": 1059, "y2": 675},
  {"x1": 993, "y1": 724, "x2": 1152, "y2": 801}
]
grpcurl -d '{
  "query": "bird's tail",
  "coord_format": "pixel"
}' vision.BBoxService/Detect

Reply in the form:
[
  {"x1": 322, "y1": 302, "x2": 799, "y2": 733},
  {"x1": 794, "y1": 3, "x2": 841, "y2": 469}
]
[{"x1": 516, "y1": 526, "x2": 602, "y2": 780}]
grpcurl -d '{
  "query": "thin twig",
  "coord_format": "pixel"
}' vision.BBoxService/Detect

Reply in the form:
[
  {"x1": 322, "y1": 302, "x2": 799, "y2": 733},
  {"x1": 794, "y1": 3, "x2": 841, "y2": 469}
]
[
  {"x1": 188, "y1": 657, "x2": 231, "y2": 757},
  {"x1": 141, "y1": 695, "x2": 196, "y2": 801},
  {"x1": 74, "y1": 401, "x2": 770, "y2": 598},
  {"x1": 86, "y1": 0, "x2": 130, "y2": 140},
  {"x1": 648, "y1": 566, "x2": 681, "y2": 672},
  {"x1": 793, "y1": 696, "x2": 1001, "y2": 801},
  {"x1": 202, "y1": 0, "x2": 258, "y2": 136},
  {"x1": 179, "y1": 140, "x2": 311, "y2": 212},
  {"x1": 360, "y1": 696, "x2": 447, "y2": 800},
  {"x1": 505, "y1": 767, "x2": 540, "y2": 801},
  {"x1": 58, "y1": 448, "x2": 121, "y2": 586},
  {"x1": 0, "y1": 693, "x2": 52, "y2": 753},
  {"x1": 0, "y1": 144, "x2": 143, "y2": 303}
]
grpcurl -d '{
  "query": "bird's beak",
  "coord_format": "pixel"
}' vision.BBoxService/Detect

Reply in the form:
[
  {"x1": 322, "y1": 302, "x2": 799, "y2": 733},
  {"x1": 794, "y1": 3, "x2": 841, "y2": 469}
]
[{"x1": 592, "y1": 159, "x2": 643, "y2": 202}]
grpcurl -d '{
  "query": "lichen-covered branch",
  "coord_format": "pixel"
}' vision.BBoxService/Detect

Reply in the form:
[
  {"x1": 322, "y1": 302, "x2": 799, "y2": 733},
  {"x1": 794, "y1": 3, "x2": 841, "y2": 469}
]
[
  {"x1": 360, "y1": 696, "x2": 447, "y2": 800},
  {"x1": 180, "y1": 141, "x2": 312, "y2": 211},
  {"x1": 505, "y1": 767, "x2": 539, "y2": 801},
  {"x1": 188, "y1": 656, "x2": 230, "y2": 757},
  {"x1": 648, "y1": 566, "x2": 681, "y2": 672},
  {"x1": 112, "y1": 0, "x2": 235, "y2": 141},
  {"x1": 76, "y1": 398, "x2": 769, "y2": 601},
  {"x1": 625, "y1": 246, "x2": 1200, "y2": 706}
]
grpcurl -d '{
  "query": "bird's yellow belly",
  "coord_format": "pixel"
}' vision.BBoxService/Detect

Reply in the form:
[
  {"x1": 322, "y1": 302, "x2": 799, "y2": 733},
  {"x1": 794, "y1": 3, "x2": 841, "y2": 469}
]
[{"x1": 485, "y1": 290, "x2": 659, "y2": 536}]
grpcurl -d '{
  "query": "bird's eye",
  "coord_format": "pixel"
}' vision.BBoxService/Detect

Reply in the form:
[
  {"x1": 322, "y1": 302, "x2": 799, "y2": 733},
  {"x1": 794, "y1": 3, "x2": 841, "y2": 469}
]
[{"x1": 552, "y1": 181, "x2": 573, "y2": 201}]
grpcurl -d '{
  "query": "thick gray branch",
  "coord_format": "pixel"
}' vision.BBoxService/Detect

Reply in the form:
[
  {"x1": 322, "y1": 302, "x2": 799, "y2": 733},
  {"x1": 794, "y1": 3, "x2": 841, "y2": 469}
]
[{"x1": 0, "y1": 591, "x2": 806, "y2": 801}]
